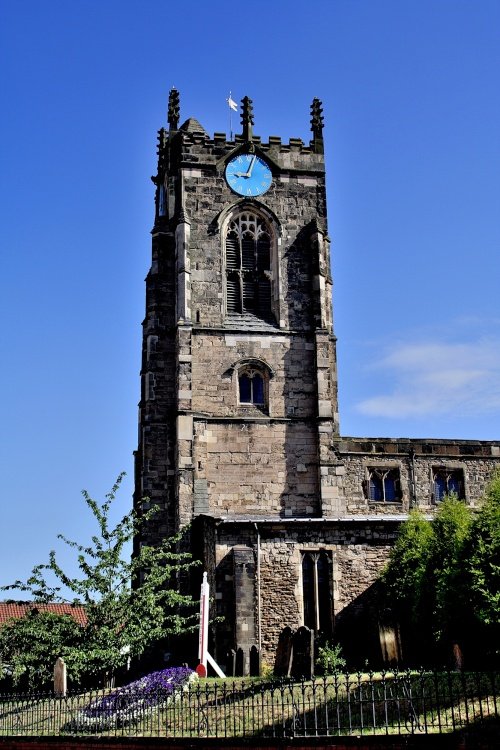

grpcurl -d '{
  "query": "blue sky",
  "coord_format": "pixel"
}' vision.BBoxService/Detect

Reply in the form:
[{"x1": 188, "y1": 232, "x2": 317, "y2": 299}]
[{"x1": 1, "y1": 0, "x2": 499, "y2": 592}]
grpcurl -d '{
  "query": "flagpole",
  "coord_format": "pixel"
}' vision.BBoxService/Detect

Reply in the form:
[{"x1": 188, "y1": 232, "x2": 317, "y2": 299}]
[
  {"x1": 227, "y1": 91, "x2": 237, "y2": 141},
  {"x1": 229, "y1": 90, "x2": 233, "y2": 140}
]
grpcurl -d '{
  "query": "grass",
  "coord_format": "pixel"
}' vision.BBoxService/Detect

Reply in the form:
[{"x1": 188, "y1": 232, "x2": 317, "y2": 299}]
[{"x1": 0, "y1": 671, "x2": 498, "y2": 738}]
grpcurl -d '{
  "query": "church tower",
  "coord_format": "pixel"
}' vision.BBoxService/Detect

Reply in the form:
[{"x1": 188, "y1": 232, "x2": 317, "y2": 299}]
[
  {"x1": 135, "y1": 90, "x2": 500, "y2": 673},
  {"x1": 134, "y1": 90, "x2": 343, "y2": 669}
]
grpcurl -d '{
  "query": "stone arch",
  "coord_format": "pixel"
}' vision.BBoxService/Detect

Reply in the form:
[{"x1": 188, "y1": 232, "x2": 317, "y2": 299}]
[
  {"x1": 217, "y1": 202, "x2": 282, "y2": 324},
  {"x1": 223, "y1": 357, "x2": 275, "y2": 413}
]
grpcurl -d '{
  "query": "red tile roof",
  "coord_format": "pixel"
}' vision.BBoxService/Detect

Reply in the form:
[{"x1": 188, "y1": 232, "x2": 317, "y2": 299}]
[{"x1": 0, "y1": 602, "x2": 87, "y2": 626}]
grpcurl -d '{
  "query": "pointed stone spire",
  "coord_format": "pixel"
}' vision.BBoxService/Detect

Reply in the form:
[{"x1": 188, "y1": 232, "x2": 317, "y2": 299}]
[
  {"x1": 168, "y1": 87, "x2": 180, "y2": 130},
  {"x1": 151, "y1": 127, "x2": 167, "y2": 186},
  {"x1": 310, "y1": 98, "x2": 324, "y2": 140},
  {"x1": 311, "y1": 98, "x2": 324, "y2": 150},
  {"x1": 241, "y1": 96, "x2": 254, "y2": 142},
  {"x1": 157, "y1": 127, "x2": 167, "y2": 155}
]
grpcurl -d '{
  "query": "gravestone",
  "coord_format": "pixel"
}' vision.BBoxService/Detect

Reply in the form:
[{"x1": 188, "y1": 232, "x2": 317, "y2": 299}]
[
  {"x1": 275, "y1": 626, "x2": 294, "y2": 677},
  {"x1": 249, "y1": 645, "x2": 260, "y2": 676},
  {"x1": 53, "y1": 657, "x2": 67, "y2": 696},
  {"x1": 291, "y1": 626, "x2": 314, "y2": 679},
  {"x1": 235, "y1": 647, "x2": 244, "y2": 677},
  {"x1": 452, "y1": 643, "x2": 464, "y2": 671},
  {"x1": 227, "y1": 649, "x2": 237, "y2": 677}
]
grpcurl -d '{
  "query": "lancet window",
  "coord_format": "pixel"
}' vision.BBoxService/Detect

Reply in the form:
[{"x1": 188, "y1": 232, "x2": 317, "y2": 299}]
[
  {"x1": 238, "y1": 369, "x2": 265, "y2": 405},
  {"x1": 302, "y1": 550, "x2": 333, "y2": 635}
]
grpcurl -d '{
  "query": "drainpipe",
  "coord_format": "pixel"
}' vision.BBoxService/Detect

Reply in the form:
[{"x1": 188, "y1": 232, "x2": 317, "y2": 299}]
[
  {"x1": 253, "y1": 522, "x2": 262, "y2": 657},
  {"x1": 409, "y1": 448, "x2": 416, "y2": 507}
]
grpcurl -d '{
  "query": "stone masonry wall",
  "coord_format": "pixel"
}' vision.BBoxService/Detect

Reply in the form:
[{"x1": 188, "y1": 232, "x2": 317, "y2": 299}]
[
  {"x1": 195, "y1": 420, "x2": 319, "y2": 517},
  {"x1": 135, "y1": 112, "x2": 342, "y2": 540},
  {"x1": 191, "y1": 331, "x2": 318, "y2": 418},
  {"x1": 335, "y1": 437, "x2": 500, "y2": 514},
  {"x1": 171, "y1": 123, "x2": 330, "y2": 334},
  {"x1": 133, "y1": 231, "x2": 179, "y2": 546},
  {"x1": 214, "y1": 521, "x2": 399, "y2": 670}
]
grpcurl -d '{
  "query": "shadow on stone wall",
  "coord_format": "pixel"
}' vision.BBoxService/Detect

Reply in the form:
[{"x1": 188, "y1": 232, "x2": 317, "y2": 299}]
[
  {"x1": 280, "y1": 222, "x2": 321, "y2": 520},
  {"x1": 335, "y1": 581, "x2": 393, "y2": 671}
]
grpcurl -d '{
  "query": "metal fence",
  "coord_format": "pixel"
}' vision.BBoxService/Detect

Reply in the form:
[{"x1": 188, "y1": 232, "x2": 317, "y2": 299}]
[{"x1": 0, "y1": 670, "x2": 498, "y2": 738}]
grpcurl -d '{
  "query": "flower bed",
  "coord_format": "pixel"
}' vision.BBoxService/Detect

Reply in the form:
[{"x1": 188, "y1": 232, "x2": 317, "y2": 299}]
[{"x1": 70, "y1": 667, "x2": 197, "y2": 730}]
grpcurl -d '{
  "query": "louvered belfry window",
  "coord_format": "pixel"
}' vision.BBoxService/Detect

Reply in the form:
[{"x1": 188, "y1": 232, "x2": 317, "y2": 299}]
[{"x1": 225, "y1": 212, "x2": 272, "y2": 319}]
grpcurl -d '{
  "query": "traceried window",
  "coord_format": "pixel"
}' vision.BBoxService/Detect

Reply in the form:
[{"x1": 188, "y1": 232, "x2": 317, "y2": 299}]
[
  {"x1": 225, "y1": 211, "x2": 273, "y2": 320},
  {"x1": 302, "y1": 550, "x2": 333, "y2": 635},
  {"x1": 367, "y1": 468, "x2": 402, "y2": 503},
  {"x1": 238, "y1": 369, "x2": 265, "y2": 405},
  {"x1": 433, "y1": 468, "x2": 465, "y2": 503}
]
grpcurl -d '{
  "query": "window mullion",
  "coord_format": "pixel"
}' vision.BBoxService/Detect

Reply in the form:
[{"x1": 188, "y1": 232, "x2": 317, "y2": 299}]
[{"x1": 313, "y1": 553, "x2": 320, "y2": 632}]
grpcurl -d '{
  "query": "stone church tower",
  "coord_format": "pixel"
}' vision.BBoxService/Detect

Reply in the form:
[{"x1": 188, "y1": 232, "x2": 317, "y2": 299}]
[{"x1": 135, "y1": 90, "x2": 500, "y2": 672}]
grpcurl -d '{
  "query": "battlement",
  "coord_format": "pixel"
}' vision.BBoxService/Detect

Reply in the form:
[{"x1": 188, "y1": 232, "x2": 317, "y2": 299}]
[
  {"x1": 155, "y1": 89, "x2": 325, "y2": 184},
  {"x1": 158, "y1": 127, "x2": 325, "y2": 176}
]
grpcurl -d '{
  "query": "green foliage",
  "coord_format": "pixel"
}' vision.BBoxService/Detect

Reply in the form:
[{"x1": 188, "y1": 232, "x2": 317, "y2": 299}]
[
  {"x1": 259, "y1": 661, "x2": 275, "y2": 679},
  {"x1": 381, "y1": 478, "x2": 500, "y2": 665},
  {"x1": 381, "y1": 509, "x2": 433, "y2": 621},
  {"x1": 0, "y1": 610, "x2": 81, "y2": 687},
  {"x1": 316, "y1": 642, "x2": 346, "y2": 674},
  {"x1": 428, "y1": 495, "x2": 472, "y2": 641},
  {"x1": 0, "y1": 475, "x2": 198, "y2": 688},
  {"x1": 466, "y1": 473, "x2": 500, "y2": 630}
]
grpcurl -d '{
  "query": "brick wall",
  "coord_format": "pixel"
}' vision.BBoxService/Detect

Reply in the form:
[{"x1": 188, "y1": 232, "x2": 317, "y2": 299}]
[{"x1": 0, "y1": 733, "x2": 482, "y2": 749}]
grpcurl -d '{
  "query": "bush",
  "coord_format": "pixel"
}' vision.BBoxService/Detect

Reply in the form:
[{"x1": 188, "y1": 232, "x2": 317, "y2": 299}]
[
  {"x1": 380, "y1": 477, "x2": 500, "y2": 668},
  {"x1": 316, "y1": 642, "x2": 346, "y2": 674}
]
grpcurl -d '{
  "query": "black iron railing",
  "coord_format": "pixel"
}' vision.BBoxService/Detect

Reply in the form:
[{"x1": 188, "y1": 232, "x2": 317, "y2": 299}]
[{"x1": 0, "y1": 670, "x2": 498, "y2": 738}]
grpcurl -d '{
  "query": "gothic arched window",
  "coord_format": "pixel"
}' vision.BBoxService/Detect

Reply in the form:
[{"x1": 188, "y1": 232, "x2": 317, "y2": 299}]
[
  {"x1": 225, "y1": 211, "x2": 273, "y2": 321},
  {"x1": 302, "y1": 550, "x2": 333, "y2": 635}
]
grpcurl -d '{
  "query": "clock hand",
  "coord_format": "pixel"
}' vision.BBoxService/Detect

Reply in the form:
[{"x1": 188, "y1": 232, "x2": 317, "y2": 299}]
[
  {"x1": 246, "y1": 155, "x2": 257, "y2": 177},
  {"x1": 232, "y1": 157, "x2": 256, "y2": 179}
]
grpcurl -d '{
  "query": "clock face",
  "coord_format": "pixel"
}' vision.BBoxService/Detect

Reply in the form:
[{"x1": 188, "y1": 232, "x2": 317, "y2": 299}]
[{"x1": 225, "y1": 153, "x2": 272, "y2": 197}]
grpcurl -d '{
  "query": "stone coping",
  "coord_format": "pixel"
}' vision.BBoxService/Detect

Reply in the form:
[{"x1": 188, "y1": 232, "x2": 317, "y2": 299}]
[
  {"x1": 336, "y1": 437, "x2": 500, "y2": 457},
  {"x1": 208, "y1": 515, "x2": 415, "y2": 525}
]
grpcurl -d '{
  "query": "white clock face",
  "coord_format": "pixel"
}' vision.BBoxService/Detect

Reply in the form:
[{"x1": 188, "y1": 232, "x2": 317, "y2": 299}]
[{"x1": 225, "y1": 154, "x2": 272, "y2": 197}]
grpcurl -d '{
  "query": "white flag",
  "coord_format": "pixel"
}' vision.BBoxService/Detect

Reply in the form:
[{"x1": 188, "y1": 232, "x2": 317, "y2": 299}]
[{"x1": 227, "y1": 94, "x2": 237, "y2": 112}]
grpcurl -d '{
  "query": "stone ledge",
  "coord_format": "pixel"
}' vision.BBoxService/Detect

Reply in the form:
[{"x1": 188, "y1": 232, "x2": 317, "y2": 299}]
[
  {"x1": 208, "y1": 515, "x2": 416, "y2": 525},
  {"x1": 336, "y1": 436, "x2": 500, "y2": 457}
]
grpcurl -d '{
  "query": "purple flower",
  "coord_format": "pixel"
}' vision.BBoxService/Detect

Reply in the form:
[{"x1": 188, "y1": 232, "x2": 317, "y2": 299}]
[{"x1": 73, "y1": 667, "x2": 197, "y2": 729}]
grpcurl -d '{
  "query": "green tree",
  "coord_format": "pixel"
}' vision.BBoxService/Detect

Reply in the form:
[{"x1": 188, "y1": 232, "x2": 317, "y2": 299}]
[
  {"x1": 381, "y1": 509, "x2": 433, "y2": 625},
  {"x1": 0, "y1": 609, "x2": 82, "y2": 688},
  {"x1": 1, "y1": 475, "x2": 198, "y2": 688},
  {"x1": 381, "y1": 497, "x2": 473, "y2": 664},
  {"x1": 466, "y1": 472, "x2": 500, "y2": 655},
  {"x1": 427, "y1": 496, "x2": 472, "y2": 645}
]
